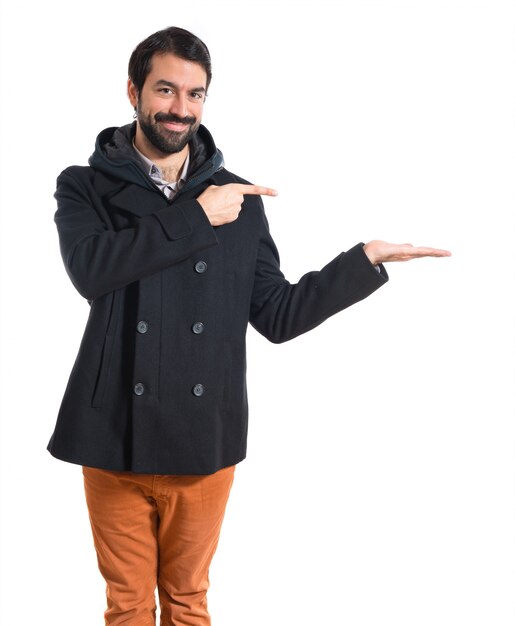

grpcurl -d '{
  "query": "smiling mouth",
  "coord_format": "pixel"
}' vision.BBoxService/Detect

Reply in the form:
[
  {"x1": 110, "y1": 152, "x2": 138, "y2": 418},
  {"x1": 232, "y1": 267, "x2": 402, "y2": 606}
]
[{"x1": 161, "y1": 121, "x2": 189, "y2": 132}]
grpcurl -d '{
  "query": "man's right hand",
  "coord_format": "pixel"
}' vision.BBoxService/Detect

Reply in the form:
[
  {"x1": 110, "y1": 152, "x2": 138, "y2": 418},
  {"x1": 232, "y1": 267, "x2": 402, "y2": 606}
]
[{"x1": 197, "y1": 183, "x2": 278, "y2": 226}]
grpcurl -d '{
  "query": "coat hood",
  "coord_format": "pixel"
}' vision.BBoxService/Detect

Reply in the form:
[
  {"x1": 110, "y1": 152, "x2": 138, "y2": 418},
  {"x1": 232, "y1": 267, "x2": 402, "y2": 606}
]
[{"x1": 88, "y1": 122, "x2": 224, "y2": 193}]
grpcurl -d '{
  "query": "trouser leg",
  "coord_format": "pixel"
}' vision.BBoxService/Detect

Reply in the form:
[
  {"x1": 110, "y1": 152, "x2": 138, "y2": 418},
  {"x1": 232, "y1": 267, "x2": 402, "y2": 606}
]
[
  {"x1": 83, "y1": 467, "x2": 159, "y2": 626},
  {"x1": 155, "y1": 465, "x2": 235, "y2": 626}
]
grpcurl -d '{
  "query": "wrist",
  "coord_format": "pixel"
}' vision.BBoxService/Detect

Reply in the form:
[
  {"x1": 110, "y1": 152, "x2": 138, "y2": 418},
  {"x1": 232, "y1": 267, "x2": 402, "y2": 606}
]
[{"x1": 363, "y1": 242, "x2": 378, "y2": 266}]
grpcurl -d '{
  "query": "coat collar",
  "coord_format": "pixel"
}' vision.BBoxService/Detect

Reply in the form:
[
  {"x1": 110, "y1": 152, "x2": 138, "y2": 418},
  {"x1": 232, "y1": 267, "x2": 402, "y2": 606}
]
[{"x1": 89, "y1": 123, "x2": 224, "y2": 217}]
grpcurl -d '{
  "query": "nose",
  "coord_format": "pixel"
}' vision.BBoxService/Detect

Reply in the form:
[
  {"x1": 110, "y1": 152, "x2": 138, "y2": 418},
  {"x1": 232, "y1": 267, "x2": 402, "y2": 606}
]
[{"x1": 168, "y1": 92, "x2": 189, "y2": 118}]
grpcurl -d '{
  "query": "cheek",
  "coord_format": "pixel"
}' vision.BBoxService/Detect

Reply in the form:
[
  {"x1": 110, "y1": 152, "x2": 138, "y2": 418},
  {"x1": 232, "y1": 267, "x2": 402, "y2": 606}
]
[
  {"x1": 193, "y1": 103, "x2": 204, "y2": 121},
  {"x1": 138, "y1": 100, "x2": 161, "y2": 119},
  {"x1": 135, "y1": 92, "x2": 162, "y2": 115}
]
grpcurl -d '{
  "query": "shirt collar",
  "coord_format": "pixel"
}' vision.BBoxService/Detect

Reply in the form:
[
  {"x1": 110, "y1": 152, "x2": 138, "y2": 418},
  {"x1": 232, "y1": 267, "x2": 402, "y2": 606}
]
[{"x1": 132, "y1": 141, "x2": 190, "y2": 187}]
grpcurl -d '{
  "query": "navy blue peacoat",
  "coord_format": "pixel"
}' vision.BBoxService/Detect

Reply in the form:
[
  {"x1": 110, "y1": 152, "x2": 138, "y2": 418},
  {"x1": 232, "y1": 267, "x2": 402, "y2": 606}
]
[{"x1": 48, "y1": 123, "x2": 388, "y2": 474}]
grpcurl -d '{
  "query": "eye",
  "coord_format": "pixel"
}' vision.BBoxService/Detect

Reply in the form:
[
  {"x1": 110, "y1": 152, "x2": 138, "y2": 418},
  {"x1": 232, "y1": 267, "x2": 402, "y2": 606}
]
[
  {"x1": 159, "y1": 87, "x2": 175, "y2": 95},
  {"x1": 190, "y1": 92, "x2": 203, "y2": 101}
]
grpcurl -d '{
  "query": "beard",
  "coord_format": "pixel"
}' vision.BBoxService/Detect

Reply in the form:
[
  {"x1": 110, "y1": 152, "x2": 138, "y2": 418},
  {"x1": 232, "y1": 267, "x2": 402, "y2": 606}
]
[{"x1": 136, "y1": 106, "x2": 200, "y2": 154}]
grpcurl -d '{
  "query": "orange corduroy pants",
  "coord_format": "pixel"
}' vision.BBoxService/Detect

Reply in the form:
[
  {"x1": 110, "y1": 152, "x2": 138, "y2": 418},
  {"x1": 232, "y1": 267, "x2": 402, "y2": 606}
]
[{"x1": 82, "y1": 464, "x2": 235, "y2": 626}]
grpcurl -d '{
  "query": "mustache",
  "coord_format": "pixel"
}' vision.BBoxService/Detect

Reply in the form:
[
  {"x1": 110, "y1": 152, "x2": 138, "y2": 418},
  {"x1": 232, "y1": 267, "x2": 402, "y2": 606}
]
[{"x1": 154, "y1": 112, "x2": 197, "y2": 125}]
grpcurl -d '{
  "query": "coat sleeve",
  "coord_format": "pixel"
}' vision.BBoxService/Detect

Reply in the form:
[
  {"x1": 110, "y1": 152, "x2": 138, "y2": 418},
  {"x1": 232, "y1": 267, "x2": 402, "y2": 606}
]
[
  {"x1": 249, "y1": 200, "x2": 388, "y2": 343},
  {"x1": 54, "y1": 167, "x2": 219, "y2": 300}
]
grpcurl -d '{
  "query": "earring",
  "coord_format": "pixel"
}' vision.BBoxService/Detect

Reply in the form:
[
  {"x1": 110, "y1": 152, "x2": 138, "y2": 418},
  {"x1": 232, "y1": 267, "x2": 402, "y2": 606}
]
[{"x1": 133, "y1": 111, "x2": 137, "y2": 119}]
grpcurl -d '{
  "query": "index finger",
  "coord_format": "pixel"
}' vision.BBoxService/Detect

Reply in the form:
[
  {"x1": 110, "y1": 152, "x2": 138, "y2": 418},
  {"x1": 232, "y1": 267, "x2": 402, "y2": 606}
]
[
  {"x1": 235, "y1": 183, "x2": 278, "y2": 197},
  {"x1": 409, "y1": 246, "x2": 452, "y2": 257}
]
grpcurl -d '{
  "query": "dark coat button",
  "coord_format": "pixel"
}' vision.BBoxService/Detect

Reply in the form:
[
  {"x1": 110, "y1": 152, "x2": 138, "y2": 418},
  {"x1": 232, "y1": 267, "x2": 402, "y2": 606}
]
[
  {"x1": 137, "y1": 321, "x2": 149, "y2": 334},
  {"x1": 192, "y1": 384, "x2": 204, "y2": 397},
  {"x1": 194, "y1": 261, "x2": 208, "y2": 273},
  {"x1": 133, "y1": 383, "x2": 145, "y2": 396},
  {"x1": 192, "y1": 322, "x2": 204, "y2": 334}
]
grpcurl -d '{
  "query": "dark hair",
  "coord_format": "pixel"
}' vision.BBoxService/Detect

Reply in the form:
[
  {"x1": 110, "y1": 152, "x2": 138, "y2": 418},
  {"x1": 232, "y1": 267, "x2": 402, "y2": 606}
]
[{"x1": 128, "y1": 26, "x2": 212, "y2": 94}]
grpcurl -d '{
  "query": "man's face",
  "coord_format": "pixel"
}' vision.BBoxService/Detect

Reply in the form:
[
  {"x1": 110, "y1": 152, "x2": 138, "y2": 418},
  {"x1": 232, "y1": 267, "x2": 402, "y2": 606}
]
[{"x1": 128, "y1": 53, "x2": 207, "y2": 155}]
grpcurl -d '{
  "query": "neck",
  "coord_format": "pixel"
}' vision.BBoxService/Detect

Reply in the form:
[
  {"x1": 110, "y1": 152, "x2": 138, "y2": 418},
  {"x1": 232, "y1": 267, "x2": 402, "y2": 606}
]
[{"x1": 134, "y1": 126, "x2": 189, "y2": 183}]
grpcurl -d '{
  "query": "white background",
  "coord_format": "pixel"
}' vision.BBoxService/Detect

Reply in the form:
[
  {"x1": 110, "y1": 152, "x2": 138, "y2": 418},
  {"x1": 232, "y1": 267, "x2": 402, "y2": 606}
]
[{"x1": 1, "y1": 1, "x2": 514, "y2": 624}]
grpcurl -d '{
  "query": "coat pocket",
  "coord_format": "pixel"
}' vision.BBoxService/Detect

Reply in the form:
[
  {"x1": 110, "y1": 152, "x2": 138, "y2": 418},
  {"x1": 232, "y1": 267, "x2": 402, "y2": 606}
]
[{"x1": 91, "y1": 291, "x2": 120, "y2": 408}]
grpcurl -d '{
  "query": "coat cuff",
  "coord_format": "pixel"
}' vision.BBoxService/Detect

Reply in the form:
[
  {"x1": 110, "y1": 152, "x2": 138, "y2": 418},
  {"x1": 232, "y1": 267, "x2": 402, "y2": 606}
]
[{"x1": 348, "y1": 242, "x2": 389, "y2": 283}]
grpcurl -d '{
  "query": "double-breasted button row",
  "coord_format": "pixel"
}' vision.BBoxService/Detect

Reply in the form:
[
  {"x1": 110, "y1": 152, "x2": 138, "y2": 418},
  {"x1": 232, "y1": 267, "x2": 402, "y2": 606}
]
[
  {"x1": 134, "y1": 322, "x2": 149, "y2": 395},
  {"x1": 135, "y1": 382, "x2": 205, "y2": 397},
  {"x1": 134, "y1": 317, "x2": 206, "y2": 397},
  {"x1": 134, "y1": 320, "x2": 149, "y2": 395},
  {"x1": 191, "y1": 316, "x2": 205, "y2": 394},
  {"x1": 135, "y1": 382, "x2": 204, "y2": 397},
  {"x1": 191, "y1": 263, "x2": 207, "y2": 397}
]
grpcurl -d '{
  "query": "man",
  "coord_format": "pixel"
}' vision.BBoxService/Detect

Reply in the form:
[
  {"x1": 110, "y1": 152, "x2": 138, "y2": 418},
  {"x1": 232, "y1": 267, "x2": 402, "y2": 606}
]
[{"x1": 48, "y1": 26, "x2": 450, "y2": 626}]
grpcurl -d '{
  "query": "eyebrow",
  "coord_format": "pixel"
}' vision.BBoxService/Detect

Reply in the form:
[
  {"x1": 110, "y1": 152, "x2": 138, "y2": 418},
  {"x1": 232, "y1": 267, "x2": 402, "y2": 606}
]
[{"x1": 154, "y1": 79, "x2": 206, "y2": 93}]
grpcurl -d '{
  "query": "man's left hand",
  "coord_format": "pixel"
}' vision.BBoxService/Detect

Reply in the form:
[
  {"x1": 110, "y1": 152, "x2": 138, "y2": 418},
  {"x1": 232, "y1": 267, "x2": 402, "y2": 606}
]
[{"x1": 363, "y1": 240, "x2": 452, "y2": 265}]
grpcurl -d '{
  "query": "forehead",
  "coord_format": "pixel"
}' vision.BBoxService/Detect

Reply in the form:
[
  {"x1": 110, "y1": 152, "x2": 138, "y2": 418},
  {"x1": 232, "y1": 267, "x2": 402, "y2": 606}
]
[{"x1": 146, "y1": 53, "x2": 207, "y2": 88}]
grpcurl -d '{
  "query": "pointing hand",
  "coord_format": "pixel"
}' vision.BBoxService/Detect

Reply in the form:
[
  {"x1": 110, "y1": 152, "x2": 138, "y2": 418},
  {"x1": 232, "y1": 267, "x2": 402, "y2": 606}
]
[{"x1": 197, "y1": 183, "x2": 278, "y2": 226}]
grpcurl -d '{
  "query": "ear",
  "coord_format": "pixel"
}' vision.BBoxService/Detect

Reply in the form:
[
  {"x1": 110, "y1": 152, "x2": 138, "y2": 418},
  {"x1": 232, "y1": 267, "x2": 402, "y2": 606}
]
[{"x1": 127, "y1": 78, "x2": 138, "y2": 109}]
